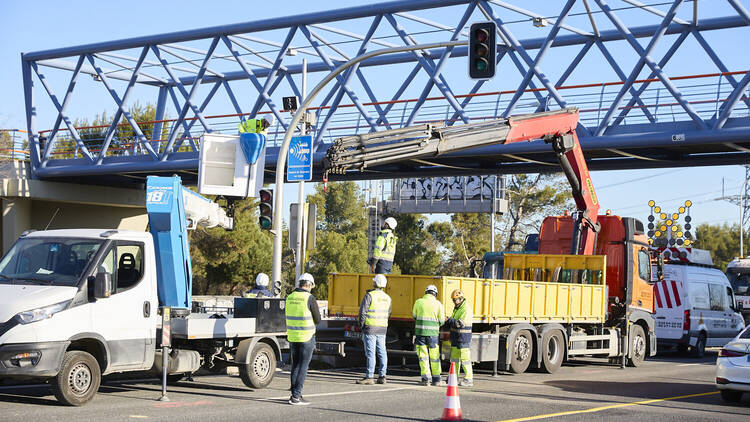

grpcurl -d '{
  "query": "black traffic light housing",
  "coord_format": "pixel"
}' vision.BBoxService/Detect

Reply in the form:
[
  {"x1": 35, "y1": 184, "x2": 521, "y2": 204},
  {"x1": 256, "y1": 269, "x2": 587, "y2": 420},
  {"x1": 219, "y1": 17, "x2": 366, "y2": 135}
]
[
  {"x1": 468, "y1": 21, "x2": 497, "y2": 80},
  {"x1": 259, "y1": 189, "x2": 273, "y2": 230}
]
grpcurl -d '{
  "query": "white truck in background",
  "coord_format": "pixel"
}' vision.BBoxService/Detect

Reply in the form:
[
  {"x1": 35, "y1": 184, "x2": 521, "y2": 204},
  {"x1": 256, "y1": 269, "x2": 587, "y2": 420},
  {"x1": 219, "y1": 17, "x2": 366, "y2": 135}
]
[
  {"x1": 652, "y1": 247, "x2": 745, "y2": 356},
  {"x1": 725, "y1": 258, "x2": 750, "y2": 324},
  {"x1": 0, "y1": 176, "x2": 287, "y2": 406}
]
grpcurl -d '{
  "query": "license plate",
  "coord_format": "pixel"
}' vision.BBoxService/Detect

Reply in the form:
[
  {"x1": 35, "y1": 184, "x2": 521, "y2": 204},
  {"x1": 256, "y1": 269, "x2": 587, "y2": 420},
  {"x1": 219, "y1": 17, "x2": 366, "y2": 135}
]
[{"x1": 344, "y1": 331, "x2": 361, "y2": 339}]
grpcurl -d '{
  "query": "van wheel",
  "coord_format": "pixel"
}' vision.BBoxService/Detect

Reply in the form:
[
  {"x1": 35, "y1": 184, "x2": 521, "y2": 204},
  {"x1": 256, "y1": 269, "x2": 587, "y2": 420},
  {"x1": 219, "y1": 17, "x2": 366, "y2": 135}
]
[
  {"x1": 720, "y1": 389, "x2": 743, "y2": 403},
  {"x1": 509, "y1": 331, "x2": 533, "y2": 374},
  {"x1": 692, "y1": 333, "x2": 706, "y2": 358},
  {"x1": 51, "y1": 351, "x2": 101, "y2": 406},
  {"x1": 540, "y1": 330, "x2": 564, "y2": 374},
  {"x1": 627, "y1": 325, "x2": 646, "y2": 367},
  {"x1": 239, "y1": 343, "x2": 276, "y2": 389}
]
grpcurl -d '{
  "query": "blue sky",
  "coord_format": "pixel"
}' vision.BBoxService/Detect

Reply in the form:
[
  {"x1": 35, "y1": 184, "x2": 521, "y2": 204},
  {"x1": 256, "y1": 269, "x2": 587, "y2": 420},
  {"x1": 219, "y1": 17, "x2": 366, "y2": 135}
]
[{"x1": 0, "y1": 0, "x2": 748, "y2": 242}]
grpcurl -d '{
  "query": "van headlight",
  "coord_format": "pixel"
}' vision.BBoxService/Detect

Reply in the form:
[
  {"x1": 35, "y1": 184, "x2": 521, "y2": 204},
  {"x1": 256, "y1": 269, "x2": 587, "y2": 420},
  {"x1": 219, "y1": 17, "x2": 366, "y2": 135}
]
[{"x1": 15, "y1": 300, "x2": 71, "y2": 324}]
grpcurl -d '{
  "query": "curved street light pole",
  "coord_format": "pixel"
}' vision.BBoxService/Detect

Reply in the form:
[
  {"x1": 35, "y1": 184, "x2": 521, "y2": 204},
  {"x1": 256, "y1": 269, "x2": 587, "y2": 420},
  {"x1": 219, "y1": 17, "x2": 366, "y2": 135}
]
[{"x1": 272, "y1": 40, "x2": 466, "y2": 285}]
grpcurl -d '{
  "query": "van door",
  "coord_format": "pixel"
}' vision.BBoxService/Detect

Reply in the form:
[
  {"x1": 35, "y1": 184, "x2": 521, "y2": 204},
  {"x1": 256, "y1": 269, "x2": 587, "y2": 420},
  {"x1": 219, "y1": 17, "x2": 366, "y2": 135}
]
[
  {"x1": 654, "y1": 266, "x2": 684, "y2": 343},
  {"x1": 91, "y1": 241, "x2": 153, "y2": 370}
]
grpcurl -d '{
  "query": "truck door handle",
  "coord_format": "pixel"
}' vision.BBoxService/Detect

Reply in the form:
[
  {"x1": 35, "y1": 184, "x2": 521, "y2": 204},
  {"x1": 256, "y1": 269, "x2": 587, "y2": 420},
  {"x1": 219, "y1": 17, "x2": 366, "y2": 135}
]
[{"x1": 143, "y1": 301, "x2": 151, "y2": 318}]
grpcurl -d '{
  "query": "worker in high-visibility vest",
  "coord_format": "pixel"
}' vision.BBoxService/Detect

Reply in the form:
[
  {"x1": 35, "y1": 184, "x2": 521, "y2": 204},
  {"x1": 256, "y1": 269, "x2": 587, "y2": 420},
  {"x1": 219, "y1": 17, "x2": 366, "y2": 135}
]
[
  {"x1": 356, "y1": 274, "x2": 392, "y2": 385},
  {"x1": 412, "y1": 284, "x2": 446, "y2": 386},
  {"x1": 447, "y1": 289, "x2": 473, "y2": 387},
  {"x1": 285, "y1": 273, "x2": 321, "y2": 405},
  {"x1": 238, "y1": 117, "x2": 271, "y2": 134},
  {"x1": 243, "y1": 273, "x2": 272, "y2": 298},
  {"x1": 369, "y1": 217, "x2": 398, "y2": 274}
]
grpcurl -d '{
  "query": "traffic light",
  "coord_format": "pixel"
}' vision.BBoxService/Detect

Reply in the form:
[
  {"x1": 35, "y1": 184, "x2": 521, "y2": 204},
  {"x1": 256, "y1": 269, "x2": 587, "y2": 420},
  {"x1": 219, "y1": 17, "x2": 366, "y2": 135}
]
[
  {"x1": 468, "y1": 21, "x2": 497, "y2": 80},
  {"x1": 259, "y1": 189, "x2": 273, "y2": 230}
]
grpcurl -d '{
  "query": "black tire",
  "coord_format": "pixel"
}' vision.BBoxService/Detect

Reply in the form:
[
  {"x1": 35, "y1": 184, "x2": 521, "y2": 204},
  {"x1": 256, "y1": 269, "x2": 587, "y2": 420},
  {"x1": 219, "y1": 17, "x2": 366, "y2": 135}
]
[
  {"x1": 540, "y1": 330, "x2": 564, "y2": 374},
  {"x1": 239, "y1": 343, "x2": 276, "y2": 389},
  {"x1": 627, "y1": 325, "x2": 647, "y2": 367},
  {"x1": 676, "y1": 344, "x2": 688, "y2": 354},
  {"x1": 51, "y1": 351, "x2": 101, "y2": 406},
  {"x1": 509, "y1": 331, "x2": 533, "y2": 374},
  {"x1": 720, "y1": 389, "x2": 743, "y2": 403},
  {"x1": 692, "y1": 333, "x2": 706, "y2": 358}
]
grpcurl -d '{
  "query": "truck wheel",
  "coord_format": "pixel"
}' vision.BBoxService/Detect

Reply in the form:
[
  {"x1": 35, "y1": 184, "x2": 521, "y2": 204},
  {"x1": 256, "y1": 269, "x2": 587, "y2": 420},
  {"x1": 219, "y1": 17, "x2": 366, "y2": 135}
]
[
  {"x1": 540, "y1": 330, "x2": 564, "y2": 374},
  {"x1": 691, "y1": 333, "x2": 706, "y2": 358},
  {"x1": 720, "y1": 389, "x2": 743, "y2": 403},
  {"x1": 239, "y1": 343, "x2": 276, "y2": 389},
  {"x1": 509, "y1": 331, "x2": 533, "y2": 374},
  {"x1": 627, "y1": 325, "x2": 646, "y2": 367},
  {"x1": 51, "y1": 351, "x2": 101, "y2": 406}
]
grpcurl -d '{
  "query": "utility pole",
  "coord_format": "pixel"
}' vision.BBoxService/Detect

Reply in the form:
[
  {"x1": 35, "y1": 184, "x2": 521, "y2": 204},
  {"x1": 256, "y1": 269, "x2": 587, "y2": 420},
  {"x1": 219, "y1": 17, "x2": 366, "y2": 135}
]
[
  {"x1": 718, "y1": 165, "x2": 750, "y2": 258},
  {"x1": 295, "y1": 58, "x2": 307, "y2": 279}
]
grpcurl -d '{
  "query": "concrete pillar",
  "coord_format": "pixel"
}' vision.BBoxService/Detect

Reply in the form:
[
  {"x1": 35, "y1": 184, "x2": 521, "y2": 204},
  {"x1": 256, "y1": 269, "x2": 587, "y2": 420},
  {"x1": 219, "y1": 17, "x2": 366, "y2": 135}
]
[{"x1": 2, "y1": 198, "x2": 31, "y2": 253}]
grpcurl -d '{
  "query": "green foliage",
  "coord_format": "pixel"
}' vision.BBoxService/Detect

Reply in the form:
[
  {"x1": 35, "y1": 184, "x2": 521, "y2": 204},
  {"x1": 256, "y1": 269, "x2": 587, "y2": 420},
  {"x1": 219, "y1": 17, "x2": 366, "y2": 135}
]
[
  {"x1": 393, "y1": 214, "x2": 442, "y2": 275},
  {"x1": 694, "y1": 223, "x2": 745, "y2": 270}
]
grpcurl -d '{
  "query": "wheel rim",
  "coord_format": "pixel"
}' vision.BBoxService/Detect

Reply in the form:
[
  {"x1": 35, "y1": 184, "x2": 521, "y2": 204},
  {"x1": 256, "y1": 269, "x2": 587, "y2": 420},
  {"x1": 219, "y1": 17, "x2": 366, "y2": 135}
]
[
  {"x1": 547, "y1": 335, "x2": 560, "y2": 362},
  {"x1": 633, "y1": 334, "x2": 645, "y2": 358},
  {"x1": 253, "y1": 351, "x2": 271, "y2": 380},
  {"x1": 68, "y1": 362, "x2": 92, "y2": 395},
  {"x1": 514, "y1": 335, "x2": 530, "y2": 361}
]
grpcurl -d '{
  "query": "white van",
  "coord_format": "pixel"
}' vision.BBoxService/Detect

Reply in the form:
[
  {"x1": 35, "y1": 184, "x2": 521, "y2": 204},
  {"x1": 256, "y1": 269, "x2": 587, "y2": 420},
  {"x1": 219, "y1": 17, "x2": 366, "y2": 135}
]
[{"x1": 654, "y1": 263, "x2": 745, "y2": 357}]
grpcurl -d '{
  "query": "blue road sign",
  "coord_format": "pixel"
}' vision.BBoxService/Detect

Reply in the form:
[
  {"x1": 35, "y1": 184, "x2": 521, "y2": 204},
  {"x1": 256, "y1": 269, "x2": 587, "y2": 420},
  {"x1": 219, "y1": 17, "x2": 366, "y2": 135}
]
[{"x1": 287, "y1": 135, "x2": 313, "y2": 182}]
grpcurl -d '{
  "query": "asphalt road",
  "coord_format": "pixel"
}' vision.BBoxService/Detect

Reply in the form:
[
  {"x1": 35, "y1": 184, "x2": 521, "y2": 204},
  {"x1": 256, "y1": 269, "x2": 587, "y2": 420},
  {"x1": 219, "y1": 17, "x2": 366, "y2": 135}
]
[{"x1": 0, "y1": 350, "x2": 748, "y2": 422}]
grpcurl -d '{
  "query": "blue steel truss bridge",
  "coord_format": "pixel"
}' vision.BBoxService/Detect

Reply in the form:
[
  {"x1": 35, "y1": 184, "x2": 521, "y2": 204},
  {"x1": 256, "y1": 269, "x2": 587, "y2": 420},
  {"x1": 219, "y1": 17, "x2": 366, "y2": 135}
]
[{"x1": 18, "y1": 0, "x2": 750, "y2": 186}]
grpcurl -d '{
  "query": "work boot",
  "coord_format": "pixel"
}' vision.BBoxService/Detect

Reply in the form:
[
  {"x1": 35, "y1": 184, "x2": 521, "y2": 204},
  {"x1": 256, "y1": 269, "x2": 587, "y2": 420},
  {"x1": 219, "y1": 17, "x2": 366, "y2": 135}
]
[
  {"x1": 419, "y1": 378, "x2": 431, "y2": 386},
  {"x1": 377, "y1": 376, "x2": 387, "y2": 385},
  {"x1": 356, "y1": 377, "x2": 375, "y2": 385},
  {"x1": 459, "y1": 379, "x2": 474, "y2": 387}
]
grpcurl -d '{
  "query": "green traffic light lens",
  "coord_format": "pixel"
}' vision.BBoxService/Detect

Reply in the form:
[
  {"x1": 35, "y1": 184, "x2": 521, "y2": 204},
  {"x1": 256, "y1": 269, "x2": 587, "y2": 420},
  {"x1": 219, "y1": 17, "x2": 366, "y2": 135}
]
[
  {"x1": 475, "y1": 59, "x2": 488, "y2": 71},
  {"x1": 259, "y1": 218, "x2": 272, "y2": 229}
]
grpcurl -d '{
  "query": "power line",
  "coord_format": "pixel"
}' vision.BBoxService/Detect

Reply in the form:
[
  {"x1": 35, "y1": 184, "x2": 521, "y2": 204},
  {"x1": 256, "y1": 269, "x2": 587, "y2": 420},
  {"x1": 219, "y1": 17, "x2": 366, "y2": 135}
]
[{"x1": 596, "y1": 168, "x2": 687, "y2": 190}]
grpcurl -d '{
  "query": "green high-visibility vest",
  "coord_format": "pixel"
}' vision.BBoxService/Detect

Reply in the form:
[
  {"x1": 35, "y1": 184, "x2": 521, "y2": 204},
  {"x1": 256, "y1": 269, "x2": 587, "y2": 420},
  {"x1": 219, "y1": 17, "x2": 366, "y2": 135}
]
[
  {"x1": 450, "y1": 300, "x2": 473, "y2": 345},
  {"x1": 412, "y1": 294, "x2": 444, "y2": 337},
  {"x1": 365, "y1": 289, "x2": 391, "y2": 328},
  {"x1": 286, "y1": 291, "x2": 315, "y2": 342},
  {"x1": 373, "y1": 230, "x2": 397, "y2": 262}
]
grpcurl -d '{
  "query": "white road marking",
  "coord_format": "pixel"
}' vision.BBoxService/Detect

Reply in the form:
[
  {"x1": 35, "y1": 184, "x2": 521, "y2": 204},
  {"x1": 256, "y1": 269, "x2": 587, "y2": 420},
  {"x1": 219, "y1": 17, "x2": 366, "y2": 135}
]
[{"x1": 677, "y1": 363, "x2": 701, "y2": 367}]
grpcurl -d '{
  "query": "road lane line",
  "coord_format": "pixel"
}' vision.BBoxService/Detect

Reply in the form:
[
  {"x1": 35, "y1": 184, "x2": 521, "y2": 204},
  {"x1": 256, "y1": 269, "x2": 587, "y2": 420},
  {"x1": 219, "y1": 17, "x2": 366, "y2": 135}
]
[
  {"x1": 497, "y1": 391, "x2": 720, "y2": 422},
  {"x1": 677, "y1": 363, "x2": 700, "y2": 366}
]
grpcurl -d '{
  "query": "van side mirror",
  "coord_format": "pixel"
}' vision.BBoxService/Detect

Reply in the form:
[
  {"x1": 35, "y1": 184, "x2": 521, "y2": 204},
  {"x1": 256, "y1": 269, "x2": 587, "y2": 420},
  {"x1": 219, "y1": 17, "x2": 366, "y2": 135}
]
[{"x1": 91, "y1": 271, "x2": 112, "y2": 299}]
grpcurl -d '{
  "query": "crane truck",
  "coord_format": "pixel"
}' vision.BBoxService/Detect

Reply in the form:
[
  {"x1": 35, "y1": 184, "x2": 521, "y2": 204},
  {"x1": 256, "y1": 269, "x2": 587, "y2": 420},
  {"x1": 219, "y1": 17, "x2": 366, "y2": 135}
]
[
  {"x1": 325, "y1": 108, "x2": 658, "y2": 373},
  {"x1": 0, "y1": 176, "x2": 286, "y2": 405}
]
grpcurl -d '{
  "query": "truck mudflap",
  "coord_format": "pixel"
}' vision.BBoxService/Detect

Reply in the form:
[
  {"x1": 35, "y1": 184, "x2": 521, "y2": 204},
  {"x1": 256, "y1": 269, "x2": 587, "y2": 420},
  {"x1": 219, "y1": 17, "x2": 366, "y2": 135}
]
[{"x1": 0, "y1": 341, "x2": 69, "y2": 378}]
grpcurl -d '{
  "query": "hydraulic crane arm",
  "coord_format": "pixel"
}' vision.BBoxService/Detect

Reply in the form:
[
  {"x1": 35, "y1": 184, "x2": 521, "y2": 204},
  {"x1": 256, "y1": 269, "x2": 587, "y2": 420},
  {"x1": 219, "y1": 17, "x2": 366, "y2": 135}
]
[{"x1": 322, "y1": 107, "x2": 600, "y2": 255}]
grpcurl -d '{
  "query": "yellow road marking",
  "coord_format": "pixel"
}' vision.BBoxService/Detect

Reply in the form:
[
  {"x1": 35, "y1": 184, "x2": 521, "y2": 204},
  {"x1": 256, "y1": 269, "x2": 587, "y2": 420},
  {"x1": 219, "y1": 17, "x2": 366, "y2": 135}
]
[{"x1": 498, "y1": 391, "x2": 720, "y2": 422}]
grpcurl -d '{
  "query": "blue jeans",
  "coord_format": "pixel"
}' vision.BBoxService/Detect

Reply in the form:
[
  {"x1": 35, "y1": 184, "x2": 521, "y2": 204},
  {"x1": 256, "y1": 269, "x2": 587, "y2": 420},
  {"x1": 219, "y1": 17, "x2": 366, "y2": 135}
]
[
  {"x1": 363, "y1": 333, "x2": 387, "y2": 378},
  {"x1": 290, "y1": 337, "x2": 315, "y2": 398}
]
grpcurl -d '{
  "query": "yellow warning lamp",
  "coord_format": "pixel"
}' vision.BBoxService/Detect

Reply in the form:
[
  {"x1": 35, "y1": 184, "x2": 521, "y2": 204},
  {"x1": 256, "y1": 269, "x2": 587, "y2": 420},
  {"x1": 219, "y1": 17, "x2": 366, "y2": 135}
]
[
  {"x1": 660, "y1": 225, "x2": 667, "y2": 232},
  {"x1": 648, "y1": 238, "x2": 654, "y2": 245},
  {"x1": 672, "y1": 213, "x2": 679, "y2": 220},
  {"x1": 655, "y1": 230, "x2": 662, "y2": 237},
  {"x1": 666, "y1": 220, "x2": 673, "y2": 226},
  {"x1": 685, "y1": 200, "x2": 692, "y2": 207},
  {"x1": 660, "y1": 213, "x2": 667, "y2": 220},
  {"x1": 677, "y1": 231, "x2": 683, "y2": 237},
  {"x1": 648, "y1": 200, "x2": 655, "y2": 207},
  {"x1": 654, "y1": 206, "x2": 661, "y2": 213},
  {"x1": 684, "y1": 239, "x2": 692, "y2": 246},
  {"x1": 678, "y1": 206, "x2": 685, "y2": 213},
  {"x1": 671, "y1": 226, "x2": 678, "y2": 232}
]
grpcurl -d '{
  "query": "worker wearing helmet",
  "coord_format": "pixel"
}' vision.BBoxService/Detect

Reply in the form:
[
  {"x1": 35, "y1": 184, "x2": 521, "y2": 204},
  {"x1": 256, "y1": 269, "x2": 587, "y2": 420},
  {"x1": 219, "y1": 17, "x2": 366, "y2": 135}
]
[
  {"x1": 243, "y1": 273, "x2": 272, "y2": 298},
  {"x1": 447, "y1": 289, "x2": 473, "y2": 387},
  {"x1": 369, "y1": 217, "x2": 398, "y2": 274},
  {"x1": 412, "y1": 284, "x2": 446, "y2": 386},
  {"x1": 356, "y1": 274, "x2": 392, "y2": 385},
  {"x1": 285, "y1": 273, "x2": 321, "y2": 405}
]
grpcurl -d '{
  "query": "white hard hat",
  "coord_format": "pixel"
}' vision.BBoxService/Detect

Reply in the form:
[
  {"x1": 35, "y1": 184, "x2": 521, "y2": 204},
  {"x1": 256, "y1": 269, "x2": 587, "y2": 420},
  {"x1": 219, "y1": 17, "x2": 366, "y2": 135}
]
[
  {"x1": 255, "y1": 273, "x2": 269, "y2": 287},
  {"x1": 297, "y1": 272, "x2": 315, "y2": 288},
  {"x1": 373, "y1": 274, "x2": 387, "y2": 288},
  {"x1": 425, "y1": 284, "x2": 438, "y2": 295},
  {"x1": 384, "y1": 217, "x2": 397, "y2": 229}
]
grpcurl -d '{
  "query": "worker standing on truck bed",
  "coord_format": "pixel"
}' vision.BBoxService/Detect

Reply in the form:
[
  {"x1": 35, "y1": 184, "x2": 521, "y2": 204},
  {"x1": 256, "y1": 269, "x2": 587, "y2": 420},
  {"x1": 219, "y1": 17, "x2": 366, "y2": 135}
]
[
  {"x1": 285, "y1": 273, "x2": 321, "y2": 405},
  {"x1": 447, "y1": 289, "x2": 473, "y2": 387},
  {"x1": 243, "y1": 273, "x2": 272, "y2": 298},
  {"x1": 369, "y1": 217, "x2": 398, "y2": 274},
  {"x1": 357, "y1": 274, "x2": 392, "y2": 385},
  {"x1": 412, "y1": 284, "x2": 446, "y2": 386}
]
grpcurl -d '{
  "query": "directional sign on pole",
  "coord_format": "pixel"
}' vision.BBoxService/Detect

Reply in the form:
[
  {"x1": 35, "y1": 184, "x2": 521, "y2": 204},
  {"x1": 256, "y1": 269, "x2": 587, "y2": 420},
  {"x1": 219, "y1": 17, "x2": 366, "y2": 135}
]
[{"x1": 287, "y1": 135, "x2": 313, "y2": 181}]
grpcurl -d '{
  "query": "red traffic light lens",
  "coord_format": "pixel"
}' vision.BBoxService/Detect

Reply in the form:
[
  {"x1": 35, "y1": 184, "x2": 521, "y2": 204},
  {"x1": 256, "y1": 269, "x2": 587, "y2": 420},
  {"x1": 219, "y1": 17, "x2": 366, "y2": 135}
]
[
  {"x1": 475, "y1": 28, "x2": 488, "y2": 43},
  {"x1": 259, "y1": 189, "x2": 272, "y2": 202}
]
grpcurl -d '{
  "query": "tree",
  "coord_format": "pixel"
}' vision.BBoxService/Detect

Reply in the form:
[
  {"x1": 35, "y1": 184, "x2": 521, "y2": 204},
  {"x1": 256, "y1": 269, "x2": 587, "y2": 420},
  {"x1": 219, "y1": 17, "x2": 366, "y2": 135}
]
[
  {"x1": 694, "y1": 223, "x2": 746, "y2": 270},
  {"x1": 306, "y1": 181, "x2": 370, "y2": 298},
  {"x1": 393, "y1": 213, "x2": 442, "y2": 275}
]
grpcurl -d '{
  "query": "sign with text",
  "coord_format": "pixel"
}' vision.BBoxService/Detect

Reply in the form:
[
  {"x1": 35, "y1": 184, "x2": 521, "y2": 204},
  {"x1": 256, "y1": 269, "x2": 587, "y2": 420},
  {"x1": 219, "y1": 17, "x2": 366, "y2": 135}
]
[{"x1": 287, "y1": 135, "x2": 313, "y2": 182}]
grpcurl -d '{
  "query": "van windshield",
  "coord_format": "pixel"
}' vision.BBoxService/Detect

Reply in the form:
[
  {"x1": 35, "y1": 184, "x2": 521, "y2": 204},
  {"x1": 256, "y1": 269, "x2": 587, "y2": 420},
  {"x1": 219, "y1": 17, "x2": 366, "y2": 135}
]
[
  {"x1": 0, "y1": 237, "x2": 104, "y2": 287},
  {"x1": 726, "y1": 269, "x2": 750, "y2": 296}
]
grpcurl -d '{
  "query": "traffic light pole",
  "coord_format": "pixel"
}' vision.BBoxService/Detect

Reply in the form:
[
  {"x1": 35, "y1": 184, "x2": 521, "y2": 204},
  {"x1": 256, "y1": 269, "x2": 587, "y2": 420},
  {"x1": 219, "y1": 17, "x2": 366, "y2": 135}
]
[
  {"x1": 296, "y1": 58, "x2": 307, "y2": 280},
  {"x1": 272, "y1": 40, "x2": 466, "y2": 286}
]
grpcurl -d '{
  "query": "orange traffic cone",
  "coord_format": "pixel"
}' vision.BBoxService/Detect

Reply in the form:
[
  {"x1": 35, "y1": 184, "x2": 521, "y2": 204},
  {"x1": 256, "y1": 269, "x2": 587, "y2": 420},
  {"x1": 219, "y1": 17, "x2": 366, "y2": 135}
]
[{"x1": 441, "y1": 362, "x2": 463, "y2": 421}]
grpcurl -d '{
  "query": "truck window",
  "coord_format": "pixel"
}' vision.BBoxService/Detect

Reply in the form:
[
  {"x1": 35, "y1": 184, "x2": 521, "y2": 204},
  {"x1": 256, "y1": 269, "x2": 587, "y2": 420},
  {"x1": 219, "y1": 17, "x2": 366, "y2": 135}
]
[
  {"x1": 637, "y1": 249, "x2": 650, "y2": 282},
  {"x1": 726, "y1": 270, "x2": 750, "y2": 295},
  {"x1": 115, "y1": 243, "x2": 144, "y2": 292},
  {"x1": 688, "y1": 282, "x2": 710, "y2": 310},
  {"x1": 0, "y1": 237, "x2": 103, "y2": 286},
  {"x1": 708, "y1": 283, "x2": 725, "y2": 311}
]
